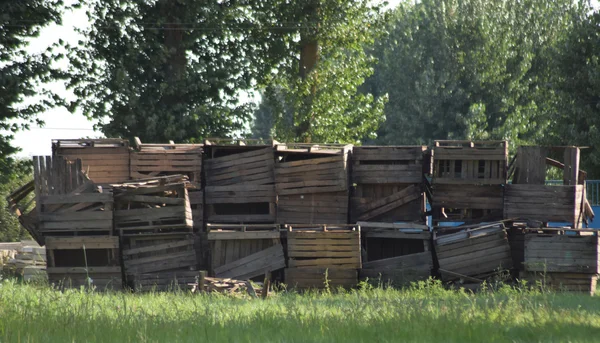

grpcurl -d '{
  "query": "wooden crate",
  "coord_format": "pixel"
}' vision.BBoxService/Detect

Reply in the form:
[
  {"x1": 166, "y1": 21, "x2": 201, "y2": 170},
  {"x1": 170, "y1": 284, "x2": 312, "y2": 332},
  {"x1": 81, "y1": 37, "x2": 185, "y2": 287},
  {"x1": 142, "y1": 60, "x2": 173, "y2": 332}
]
[
  {"x1": 204, "y1": 147, "x2": 275, "y2": 186},
  {"x1": 205, "y1": 185, "x2": 276, "y2": 223},
  {"x1": 188, "y1": 190, "x2": 204, "y2": 231},
  {"x1": 434, "y1": 223, "x2": 513, "y2": 281},
  {"x1": 52, "y1": 139, "x2": 130, "y2": 184},
  {"x1": 504, "y1": 185, "x2": 585, "y2": 228},
  {"x1": 130, "y1": 139, "x2": 203, "y2": 185},
  {"x1": 524, "y1": 233, "x2": 599, "y2": 273},
  {"x1": 207, "y1": 224, "x2": 282, "y2": 278},
  {"x1": 275, "y1": 144, "x2": 352, "y2": 224},
  {"x1": 358, "y1": 222, "x2": 432, "y2": 287},
  {"x1": 38, "y1": 191, "x2": 113, "y2": 236},
  {"x1": 431, "y1": 140, "x2": 507, "y2": 224},
  {"x1": 286, "y1": 225, "x2": 361, "y2": 269},
  {"x1": 432, "y1": 140, "x2": 508, "y2": 185},
  {"x1": 284, "y1": 267, "x2": 358, "y2": 290},
  {"x1": 113, "y1": 181, "x2": 193, "y2": 235},
  {"x1": 122, "y1": 233, "x2": 198, "y2": 288},
  {"x1": 45, "y1": 236, "x2": 122, "y2": 290},
  {"x1": 519, "y1": 271, "x2": 598, "y2": 295},
  {"x1": 132, "y1": 271, "x2": 200, "y2": 292},
  {"x1": 432, "y1": 184, "x2": 504, "y2": 223},
  {"x1": 352, "y1": 146, "x2": 427, "y2": 184}
]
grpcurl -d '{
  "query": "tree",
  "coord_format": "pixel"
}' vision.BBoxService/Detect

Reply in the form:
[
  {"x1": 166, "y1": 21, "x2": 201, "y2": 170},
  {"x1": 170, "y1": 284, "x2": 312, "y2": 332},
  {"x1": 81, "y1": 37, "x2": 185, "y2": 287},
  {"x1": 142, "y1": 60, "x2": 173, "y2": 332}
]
[
  {"x1": 0, "y1": 0, "x2": 64, "y2": 174},
  {"x1": 67, "y1": 0, "x2": 290, "y2": 143},
  {"x1": 369, "y1": 0, "x2": 579, "y2": 147},
  {"x1": 252, "y1": 0, "x2": 387, "y2": 144},
  {"x1": 549, "y1": 8, "x2": 600, "y2": 177},
  {"x1": 0, "y1": 161, "x2": 33, "y2": 242}
]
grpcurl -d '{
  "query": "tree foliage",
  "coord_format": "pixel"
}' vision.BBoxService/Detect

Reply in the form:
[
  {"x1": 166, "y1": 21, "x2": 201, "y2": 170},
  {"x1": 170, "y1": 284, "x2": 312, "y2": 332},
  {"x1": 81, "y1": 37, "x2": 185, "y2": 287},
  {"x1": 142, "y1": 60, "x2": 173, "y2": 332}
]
[
  {"x1": 67, "y1": 0, "x2": 291, "y2": 143},
  {"x1": 0, "y1": 0, "x2": 64, "y2": 173},
  {"x1": 252, "y1": 0, "x2": 387, "y2": 144},
  {"x1": 0, "y1": 161, "x2": 32, "y2": 242},
  {"x1": 549, "y1": 9, "x2": 600, "y2": 176},
  {"x1": 369, "y1": 0, "x2": 581, "y2": 147}
]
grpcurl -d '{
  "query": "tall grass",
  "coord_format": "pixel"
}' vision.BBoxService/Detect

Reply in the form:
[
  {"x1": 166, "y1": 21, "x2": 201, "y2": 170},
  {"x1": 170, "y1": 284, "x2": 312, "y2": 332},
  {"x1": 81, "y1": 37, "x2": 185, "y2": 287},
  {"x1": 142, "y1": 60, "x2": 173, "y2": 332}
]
[{"x1": 1, "y1": 279, "x2": 600, "y2": 342}]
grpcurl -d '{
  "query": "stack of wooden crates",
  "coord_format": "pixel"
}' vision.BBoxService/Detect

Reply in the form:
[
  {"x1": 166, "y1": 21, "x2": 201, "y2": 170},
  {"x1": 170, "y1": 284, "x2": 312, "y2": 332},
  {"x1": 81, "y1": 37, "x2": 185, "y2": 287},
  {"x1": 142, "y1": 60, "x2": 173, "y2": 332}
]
[
  {"x1": 34, "y1": 156, "x2": 122, "y2": 290},
  {"x1": 275, "y1": 143, "x2": 352, "y2": 224},
  {"x1": 113, "y1": 176, "x2": 198, "y2": 291},
  {"x1": 204, "y1": 140, "x2": 276, "y2": 224},
  {"x1": 432, "y1": 140, "x2": 508, "y2": 224}
]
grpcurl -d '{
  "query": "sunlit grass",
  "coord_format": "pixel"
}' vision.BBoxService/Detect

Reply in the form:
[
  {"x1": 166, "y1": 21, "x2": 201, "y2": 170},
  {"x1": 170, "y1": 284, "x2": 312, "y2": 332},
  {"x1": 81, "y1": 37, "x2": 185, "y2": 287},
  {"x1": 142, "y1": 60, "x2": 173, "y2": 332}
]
[{"x1": 1, "y1": 278, "x2": 599, "y2": 342}]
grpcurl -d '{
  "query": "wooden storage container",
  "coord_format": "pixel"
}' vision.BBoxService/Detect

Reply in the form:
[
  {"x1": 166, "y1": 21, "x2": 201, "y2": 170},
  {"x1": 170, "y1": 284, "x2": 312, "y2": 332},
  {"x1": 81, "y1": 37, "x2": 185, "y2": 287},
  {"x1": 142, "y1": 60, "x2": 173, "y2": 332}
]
[
  {"x1": 52, "y1": 139, "x2": 130, "y2": 184},
  {"x1": 130, "y1": 139, "x2": 203, "y2": 185},
  {"x1": 113, "y1": 181, "x2": 193, "y2": 235},
  {"x1": 524, "y1": 233, "x2": 599, "y2": 273},
  {"x1": 284, "y1": 225, "x2": 360, "y2": 289},
  {"x1": 504, "y1": 185, "x2": 585, "y2": 228},
  {"x1": 432, "y1": 140, "x2": 507, "y2": 224},
  {"x1": 358, "y1": 222, "x2": 432, "y2": 287},
  {"x1": 45, "y1": 236, "x2": 122, "y2": 290},
  {"x1": 434, "y1": 223, "x2": 513, "y2": 281},
  {"x1": 275, "y1": 144, "x2": 352, "y2": 224},
  {"x1": 38, "y1": 191, "x2": 113, "y2": 236},
  {"x1": 207, "y1": 224, "x2": 283, "y2": 279},
  {"x1": 122, "y1": 233, "x2": 198, "y2": 290}
]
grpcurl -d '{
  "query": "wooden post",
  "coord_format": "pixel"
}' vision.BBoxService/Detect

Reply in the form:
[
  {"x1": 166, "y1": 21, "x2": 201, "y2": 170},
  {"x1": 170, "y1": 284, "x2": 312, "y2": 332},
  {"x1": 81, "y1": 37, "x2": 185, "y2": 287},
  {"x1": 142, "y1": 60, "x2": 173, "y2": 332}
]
[{"x1": 563, "y1": 147, "x2": 580, "y2": 185}]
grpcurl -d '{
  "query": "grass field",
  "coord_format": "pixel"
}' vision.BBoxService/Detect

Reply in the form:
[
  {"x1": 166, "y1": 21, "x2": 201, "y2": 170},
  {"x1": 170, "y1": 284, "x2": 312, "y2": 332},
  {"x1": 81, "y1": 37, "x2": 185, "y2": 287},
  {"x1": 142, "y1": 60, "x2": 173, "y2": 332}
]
[{"x1": 1, "y1": 279, "x2": 600, "y2": 342}]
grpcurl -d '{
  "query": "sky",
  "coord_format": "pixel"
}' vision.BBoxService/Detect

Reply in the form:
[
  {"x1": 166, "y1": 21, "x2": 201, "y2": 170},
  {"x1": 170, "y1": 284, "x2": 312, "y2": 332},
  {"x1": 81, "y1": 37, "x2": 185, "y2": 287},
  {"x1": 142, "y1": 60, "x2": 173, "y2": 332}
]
[{"x1": 8, "y1": 0, "x2": 600, "y2": 158}]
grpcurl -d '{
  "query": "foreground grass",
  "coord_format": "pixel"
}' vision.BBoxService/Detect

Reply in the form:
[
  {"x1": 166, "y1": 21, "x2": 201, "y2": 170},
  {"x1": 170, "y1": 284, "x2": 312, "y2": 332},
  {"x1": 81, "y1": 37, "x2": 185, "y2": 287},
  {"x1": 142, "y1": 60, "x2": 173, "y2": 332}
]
[{"x1": 1, "y1": 280, "x2": 600, "y2": 342}]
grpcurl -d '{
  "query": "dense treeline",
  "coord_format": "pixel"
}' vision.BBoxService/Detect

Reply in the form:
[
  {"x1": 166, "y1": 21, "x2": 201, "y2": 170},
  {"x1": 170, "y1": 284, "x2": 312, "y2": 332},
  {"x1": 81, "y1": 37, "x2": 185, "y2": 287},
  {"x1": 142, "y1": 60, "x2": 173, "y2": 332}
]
[{"x1": 2, "y1": 0, "x2": 600, "y2": 170}]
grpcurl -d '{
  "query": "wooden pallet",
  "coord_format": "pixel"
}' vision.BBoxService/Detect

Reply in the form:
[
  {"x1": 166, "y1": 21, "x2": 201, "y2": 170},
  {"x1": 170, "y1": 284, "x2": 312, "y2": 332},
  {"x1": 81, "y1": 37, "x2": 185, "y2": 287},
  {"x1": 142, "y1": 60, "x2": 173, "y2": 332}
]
[
  {"x1": 519, "y1": 271, "x2": 598, "y2": 295},
  {"x1": 52, "y1": 139, "x2": 130, "y2": 184},
  {"x1": 122, "y1": 233, "x2": 198, "y2": 287},
  {"x1": 434, "y1": 223, "x2": 513, "y2": 281},
  {"x1": 113, "y1": 180, "x2": 193, "y2": 235},
  {"x1": 504, "y1": 185, "x2": 585, "y2": 228},
  {"x1": 204, "y1": 147, "x2": 275, "y2": 186},
  {"x1": 39, "y1": 191, "x2": 113, "y2": 236},
  {"x1": 130, "y1": 139, "x2": 203, "y2": 185},
  {"x1": 524, "y1": 233, "x2": 599, "y2": 273},
  {"x1": 207, "y1": 224, "x2": 282, "y2": 276},
  {"x1": 45, "y1": 236, "x2": 122, "y2": 290},
  {"x1": 205, "y1": 185, "x2": 276, "y2": 223},
  {"x1": 432, "y1": 140, "x2": 507, "y2": 185}
]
